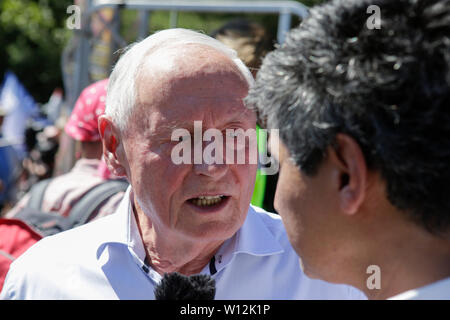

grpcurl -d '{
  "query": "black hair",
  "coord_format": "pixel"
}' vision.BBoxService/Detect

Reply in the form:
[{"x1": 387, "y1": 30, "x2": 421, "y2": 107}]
[{"x1": 246, "y1": 0, "x2": 450, "y2": 235}]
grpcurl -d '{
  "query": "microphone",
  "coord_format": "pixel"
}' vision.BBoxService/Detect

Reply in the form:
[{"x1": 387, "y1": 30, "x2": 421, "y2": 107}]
[{"x1": 154, "y1": 272, "x2": 216, "y2": 300}]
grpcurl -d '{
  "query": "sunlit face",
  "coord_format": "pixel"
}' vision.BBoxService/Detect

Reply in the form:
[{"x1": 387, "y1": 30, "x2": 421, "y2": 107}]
[
  {"x1": 120, "y1": 46, "x2": 257, "y2": 243},
  {"x1": 274, "y1": 142, "x2": 343, "y2": 280}
]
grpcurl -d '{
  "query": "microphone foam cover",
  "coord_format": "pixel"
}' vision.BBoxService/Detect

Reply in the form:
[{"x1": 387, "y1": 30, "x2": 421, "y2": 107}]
[{"x1": 154, "y1": 272, "x2": 216, "y2": 300}]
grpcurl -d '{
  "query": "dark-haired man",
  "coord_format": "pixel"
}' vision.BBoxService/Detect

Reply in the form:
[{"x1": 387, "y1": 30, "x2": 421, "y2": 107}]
[{"x1": 246, "y1": 0, "x2": 450, "y2": 299}]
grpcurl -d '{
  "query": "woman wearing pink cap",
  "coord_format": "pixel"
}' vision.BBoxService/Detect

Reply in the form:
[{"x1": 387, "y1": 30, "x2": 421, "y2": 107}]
[{"x1": 5, "y1": 79, "x2": 124, "y2": 221}]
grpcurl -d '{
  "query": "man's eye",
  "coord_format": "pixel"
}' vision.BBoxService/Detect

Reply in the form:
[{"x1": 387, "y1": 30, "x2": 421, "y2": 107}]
[
  {"x1": 175, "y1": 136, "x2": 189, "y2": 142},
  {"x1": 226, "y1": 131, "x2": 242, "y2": 138}
]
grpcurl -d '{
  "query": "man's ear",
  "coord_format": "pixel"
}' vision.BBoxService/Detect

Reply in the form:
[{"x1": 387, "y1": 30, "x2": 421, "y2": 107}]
[
  {"x1": 98, "y1": 115, "x2": 127, "y2": 177},
  {"x1": 327, "y1": 133, "x2": 368, "y2": 215}
]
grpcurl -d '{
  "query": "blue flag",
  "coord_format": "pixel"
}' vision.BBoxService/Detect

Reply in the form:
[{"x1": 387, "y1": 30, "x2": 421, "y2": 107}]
[{"x1": 0, "y1": 71, "x2": 40, "y2": 159}]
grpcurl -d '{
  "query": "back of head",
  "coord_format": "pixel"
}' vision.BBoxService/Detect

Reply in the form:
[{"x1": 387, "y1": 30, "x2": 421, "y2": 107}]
[
  {"x1": 247, "y1": 0, "x2": 450, "y2": 235},
  {"x1": 105, "y1": 28, "x2": 254, "y2": 133},
  {"x1": 211, "y1": 19, "x2": 273, "y2": 71}
]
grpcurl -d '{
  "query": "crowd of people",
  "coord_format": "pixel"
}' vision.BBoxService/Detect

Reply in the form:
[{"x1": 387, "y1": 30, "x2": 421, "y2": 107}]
[
  {"x1": 0, "y1": 78, "x2": 125, "y2": 220},
  {"x1": 1, "y1": 0, "x2": 449, "y2": 300},
  {"x1": 5, "y1": 78, "x2": 125, "y2": 221}
]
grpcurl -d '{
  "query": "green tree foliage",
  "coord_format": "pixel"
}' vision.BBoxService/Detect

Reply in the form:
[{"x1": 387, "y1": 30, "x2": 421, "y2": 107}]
[
  {"x1": 0, "y1": 0, "x2": 72, "y2": 103},
  {"x1": 0, "y1": 0, "x2": 327, "y2": 104}
]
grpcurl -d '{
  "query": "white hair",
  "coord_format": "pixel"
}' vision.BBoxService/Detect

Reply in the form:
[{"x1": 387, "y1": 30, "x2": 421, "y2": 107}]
[{"x1": 105, "y1": 28, "x2": 254, "y2": 133}]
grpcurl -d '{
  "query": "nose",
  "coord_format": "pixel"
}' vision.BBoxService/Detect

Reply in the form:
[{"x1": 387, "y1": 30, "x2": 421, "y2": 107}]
[
  {"x1": 191, "y1": 135, "x2": 229, "y2": 179},
  {"x1": 193, "y1": 162, "x2": 228, "y2": 180}
]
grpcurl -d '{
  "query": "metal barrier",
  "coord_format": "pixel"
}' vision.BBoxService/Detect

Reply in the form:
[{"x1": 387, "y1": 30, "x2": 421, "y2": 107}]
[{"x1": 62, "y1": 0, "x2": 309, "y2": 112}]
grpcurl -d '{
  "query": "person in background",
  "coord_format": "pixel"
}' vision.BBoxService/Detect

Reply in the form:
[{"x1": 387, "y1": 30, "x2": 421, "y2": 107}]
[
  {"x1": 5, "y1": 79, "x2": 124, "y2": 221},
  {"x1": 0, "y1": 104, "x2": 20, "y2": 215},
  {"x1": 210, "y1": 19, "x2": 273, "y2": 77},
  {"x1": 19, "y1": 121, "x2": 61, "y2": 192},
  {"x1": 246, "y1": 0, "x2": 450, "y2": 299}
]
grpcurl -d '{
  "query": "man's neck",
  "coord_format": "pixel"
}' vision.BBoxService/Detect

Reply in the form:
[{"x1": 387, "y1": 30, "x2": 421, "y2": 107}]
[
  {"x1": 360, "y1": 224, "x2": 450, "y2": 300},
  {"x1": 132, "y1": 195, "x2": 223, "y2": 276}
]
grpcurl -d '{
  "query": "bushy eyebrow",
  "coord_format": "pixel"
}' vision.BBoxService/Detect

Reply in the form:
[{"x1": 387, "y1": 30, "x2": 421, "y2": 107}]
[
  {"x1": 159, "y1": 114, "x2": 248, "y2": 131},
  {"x1": 156, "y1": 120, "x2": 195, "y2": 134},
  {"x1": 149, "y1": 112, "x2": 253, "y2": 142},
  {"x1": 148, "y1": 120, "x2": 194, "y2": 143}
]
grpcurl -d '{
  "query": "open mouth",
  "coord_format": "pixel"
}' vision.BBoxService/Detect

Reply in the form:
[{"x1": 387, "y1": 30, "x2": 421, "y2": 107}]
[{"x1": 187, "y1": 195, "x2": 230, "y2": 209}]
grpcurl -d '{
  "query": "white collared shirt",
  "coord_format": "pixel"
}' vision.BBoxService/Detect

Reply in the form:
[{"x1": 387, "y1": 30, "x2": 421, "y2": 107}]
[
  {"x1": 389, "y1": 278, "x2": 450, "y2": 300},
  {"x1": 1, "y1": 187, "x2": 366, "y2": 300}
]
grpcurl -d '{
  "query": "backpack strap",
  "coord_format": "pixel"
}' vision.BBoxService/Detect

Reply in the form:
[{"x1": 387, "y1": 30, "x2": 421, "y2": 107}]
[
  {"x1": 27, "y1": 178, "x2": 53, "y2": 210},
  {"x1": 0, "y1": 249, "x2": 16, "y2": 262},
  {"x1": 69, "y1": 179, "x2": 129, "y2": 228}
]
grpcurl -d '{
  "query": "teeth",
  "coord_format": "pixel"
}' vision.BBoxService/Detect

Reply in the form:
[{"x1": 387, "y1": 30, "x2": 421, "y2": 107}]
[
  {"x1": 198, "y1": 195, "x2": 223, "y2": 200},
  {"x1": 191, "y1": 195, "x2": 224, "y2": 207}
]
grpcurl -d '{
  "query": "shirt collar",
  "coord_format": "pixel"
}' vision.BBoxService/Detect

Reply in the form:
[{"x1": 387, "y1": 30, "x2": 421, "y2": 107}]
[
  {"x1": 96, "y1": 187, "x2": 284, "y2": 263},
  {"x1": 95, "y1": 186, "x2": 131, "y2": 258},
  {"x1": 233, "y1": 205, "x2": 284, "y2": 256}
]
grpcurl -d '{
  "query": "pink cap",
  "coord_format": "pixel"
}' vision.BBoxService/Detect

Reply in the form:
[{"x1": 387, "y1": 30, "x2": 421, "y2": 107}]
[{"x1": 65, "y1": 79, "x2": 108, "y2": 142}]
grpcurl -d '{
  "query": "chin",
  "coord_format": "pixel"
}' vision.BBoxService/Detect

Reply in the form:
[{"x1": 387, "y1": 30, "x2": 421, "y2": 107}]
[
  {"x1": 301, "y1": 258, "x2": 342, "y2": 285},
  {"x1": 184, "y1": 219, "x2": 242, "y2": 242},
  {"x1": 298, "y1": 258, "x2": 312, "y2": 277},
  {"x1": 296, "y1": 250, "x2": 321, "y2": 280},
  {"x1": 302, "y1": 264, "x2": 319, "y2": 279}
]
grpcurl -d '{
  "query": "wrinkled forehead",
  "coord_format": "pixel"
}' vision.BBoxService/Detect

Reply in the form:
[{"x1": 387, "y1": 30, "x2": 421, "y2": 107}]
[
  {"x1": 136, "y1": 44, "x2": 246, "y2": 94},
  {"x1": 132, "y1": 44, "x2": 251, "y2": 122},
  {"x1": 127, "y1": 47, "x2": 254, "y2": 136},
  {"x1": 140, "y1": 42, "x2": 243, "y2": 72}
]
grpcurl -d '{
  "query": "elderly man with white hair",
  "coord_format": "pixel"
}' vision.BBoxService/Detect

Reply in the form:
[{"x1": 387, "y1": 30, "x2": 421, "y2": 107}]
[{"x1": 1, "y1": 29, "x2": 365, "y2": 300}]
